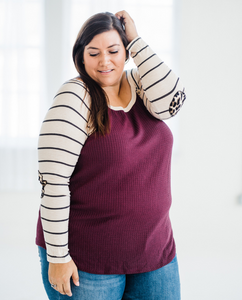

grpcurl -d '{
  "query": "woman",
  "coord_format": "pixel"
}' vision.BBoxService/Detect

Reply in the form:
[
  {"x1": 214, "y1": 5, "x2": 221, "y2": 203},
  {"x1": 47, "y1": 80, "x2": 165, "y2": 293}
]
[{"x1": 36, "y1": 10, "x2": 186, "y2": 299}]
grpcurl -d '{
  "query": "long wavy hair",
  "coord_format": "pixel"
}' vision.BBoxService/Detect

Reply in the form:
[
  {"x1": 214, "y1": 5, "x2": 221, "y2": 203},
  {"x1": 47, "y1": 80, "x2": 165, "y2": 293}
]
[{"x1": 72, "y1": 12, "x2": 129, "y2": 136}]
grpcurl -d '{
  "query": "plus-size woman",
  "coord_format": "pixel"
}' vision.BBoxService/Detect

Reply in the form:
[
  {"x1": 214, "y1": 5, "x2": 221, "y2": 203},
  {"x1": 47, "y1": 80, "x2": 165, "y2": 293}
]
[{"x1": 36, "y1": 10, "x2": 186, "y2": 300}]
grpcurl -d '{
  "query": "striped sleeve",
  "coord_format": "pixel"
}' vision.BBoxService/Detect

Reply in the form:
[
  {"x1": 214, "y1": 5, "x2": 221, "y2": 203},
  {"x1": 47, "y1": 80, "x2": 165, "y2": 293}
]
[
  {"x1": 127, "y1": 37, "x2": 186, "y2": 119},
  {"x1": 38, "y1": 79, "x2": 90, "y2": 263}
]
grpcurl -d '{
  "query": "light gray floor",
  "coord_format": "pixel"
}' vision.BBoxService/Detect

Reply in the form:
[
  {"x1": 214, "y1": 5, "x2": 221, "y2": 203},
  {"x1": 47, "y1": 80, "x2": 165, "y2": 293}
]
[
  {"x1": 1, "y1": 192, "x2": 242, "y2": 300},
  {"x1": 0, "y1": 192, "x2": 47, "y2": 300}
]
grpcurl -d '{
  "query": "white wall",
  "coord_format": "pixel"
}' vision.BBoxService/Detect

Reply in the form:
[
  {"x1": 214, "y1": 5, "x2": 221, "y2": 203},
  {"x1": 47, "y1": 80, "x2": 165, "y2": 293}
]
[
  {"x1": 170, "y1": 0, "x2": 242, "y2": 299},
  {"x1": 1, "y1": 1, "x2": 242, "y2": 299}
]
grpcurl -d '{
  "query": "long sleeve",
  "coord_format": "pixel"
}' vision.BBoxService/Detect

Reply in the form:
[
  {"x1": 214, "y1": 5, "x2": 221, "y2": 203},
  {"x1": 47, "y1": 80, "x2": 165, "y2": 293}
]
[
  {"x1": 126, "y1": 37, "x2": 186, "y2": 119},
  {"x1": 38, "y1": 79, "x2": 91, "y2": 263}
]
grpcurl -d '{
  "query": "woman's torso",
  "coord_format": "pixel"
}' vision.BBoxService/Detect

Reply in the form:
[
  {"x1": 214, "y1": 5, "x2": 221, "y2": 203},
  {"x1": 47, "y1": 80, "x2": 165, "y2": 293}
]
[{"x1": 68, "y1": 94, "x2": 175, "y2": 274}]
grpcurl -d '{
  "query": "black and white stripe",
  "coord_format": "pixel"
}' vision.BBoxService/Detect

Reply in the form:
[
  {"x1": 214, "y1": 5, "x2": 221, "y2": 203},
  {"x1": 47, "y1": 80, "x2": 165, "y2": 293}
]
[
  {"x1": 38, "y1": 78, "x2": 90, "y2": 263},
  {"x1": 127, "y1": 37, "x2": 186, "y2": 119}
]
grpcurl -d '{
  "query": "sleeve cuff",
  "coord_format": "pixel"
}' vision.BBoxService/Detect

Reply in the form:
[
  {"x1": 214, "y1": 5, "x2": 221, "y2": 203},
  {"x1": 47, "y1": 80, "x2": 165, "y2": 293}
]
[{"x1": 47, "y1": 253, "x2": 72, "y2": 264}]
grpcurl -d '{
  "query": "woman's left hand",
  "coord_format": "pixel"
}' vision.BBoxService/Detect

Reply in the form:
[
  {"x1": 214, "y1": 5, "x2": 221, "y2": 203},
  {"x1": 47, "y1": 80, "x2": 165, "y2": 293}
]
[{"x1": 115, "y1": 10, "x2": 139, "y2": 43}]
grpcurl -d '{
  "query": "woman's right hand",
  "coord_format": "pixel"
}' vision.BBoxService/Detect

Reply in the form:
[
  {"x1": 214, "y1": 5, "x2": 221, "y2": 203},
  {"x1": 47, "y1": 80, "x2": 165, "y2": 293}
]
[{"x1": 48, "y1": 259, "x2": 79, "y2": 297}]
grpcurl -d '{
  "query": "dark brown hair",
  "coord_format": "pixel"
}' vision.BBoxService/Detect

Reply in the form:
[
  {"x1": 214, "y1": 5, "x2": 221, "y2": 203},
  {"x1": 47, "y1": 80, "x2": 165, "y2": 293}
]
[{"x1": 72, "y1": 12, "x2": 129, "y2": 136}]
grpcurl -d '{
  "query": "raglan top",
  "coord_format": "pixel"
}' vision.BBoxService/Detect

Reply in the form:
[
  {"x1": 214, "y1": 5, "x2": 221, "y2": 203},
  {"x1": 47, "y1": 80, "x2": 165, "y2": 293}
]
[{"x1": 36, "y1": 37, "x2": 186, "y2": 273}]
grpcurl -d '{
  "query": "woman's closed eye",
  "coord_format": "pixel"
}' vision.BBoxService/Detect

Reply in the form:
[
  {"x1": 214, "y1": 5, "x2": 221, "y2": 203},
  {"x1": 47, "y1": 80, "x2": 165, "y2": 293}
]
[
  {"x1": 89, "y1": 50, "x2": 119, "y2": 57},
  {"x1": 89, "y1": 53, "x2": 99, "y2": 57}
]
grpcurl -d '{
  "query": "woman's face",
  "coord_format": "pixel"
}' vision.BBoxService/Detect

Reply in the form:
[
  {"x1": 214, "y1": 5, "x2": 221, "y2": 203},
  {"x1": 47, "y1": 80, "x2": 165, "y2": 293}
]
[{"x1": 83, "y1": 30, "x2": 126, "y2": 89}]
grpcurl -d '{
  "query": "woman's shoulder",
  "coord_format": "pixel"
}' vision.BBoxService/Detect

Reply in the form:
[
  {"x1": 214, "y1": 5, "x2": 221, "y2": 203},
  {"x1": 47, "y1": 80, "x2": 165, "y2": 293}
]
[
  {"x1": 59, "y1": 77, "x2": 88, "y2": 95},
  {"x1": 54, "y1": 77, "x2": 91, "y2": 107}
]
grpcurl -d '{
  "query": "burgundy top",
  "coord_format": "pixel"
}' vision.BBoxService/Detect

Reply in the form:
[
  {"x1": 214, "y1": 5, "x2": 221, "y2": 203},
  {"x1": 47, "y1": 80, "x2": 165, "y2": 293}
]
[{"x1": 36, "y1": 94, "x2": 175, "y2": 274}]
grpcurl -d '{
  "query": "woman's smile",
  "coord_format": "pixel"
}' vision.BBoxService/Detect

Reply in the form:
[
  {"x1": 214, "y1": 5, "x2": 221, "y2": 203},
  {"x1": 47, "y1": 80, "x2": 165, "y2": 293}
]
[{"x1": 98, "y1": 69, "x2": 114, "y2": 74}]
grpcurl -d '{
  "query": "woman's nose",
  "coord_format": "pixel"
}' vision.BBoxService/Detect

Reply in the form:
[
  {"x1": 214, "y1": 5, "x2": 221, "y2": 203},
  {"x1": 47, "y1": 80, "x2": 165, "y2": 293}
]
[{"x1": 99, "y1": 54, "x2": 110, "y2": 66}]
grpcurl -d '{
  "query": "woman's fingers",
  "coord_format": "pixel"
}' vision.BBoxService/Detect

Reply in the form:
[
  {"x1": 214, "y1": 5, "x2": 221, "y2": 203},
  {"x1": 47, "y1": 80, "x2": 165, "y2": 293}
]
[
  {"x1": 72, "y1": 266, "x2": 80, "y2": 287},
  {"x1": 115, "y1": 10, "x2": 138, "y2": 42},
  {"x1": 50, "y1": 282, "x2": 72, "y2": 296},
  {"x1": 62, "y1": 282, "x2": 72, "y2": 297}
]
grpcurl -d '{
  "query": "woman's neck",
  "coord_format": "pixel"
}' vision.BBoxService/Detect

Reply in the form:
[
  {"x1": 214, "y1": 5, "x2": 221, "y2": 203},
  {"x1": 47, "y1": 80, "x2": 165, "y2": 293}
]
[{"x1": 103, "y1": 72, "x2": 131, "y2": 108}]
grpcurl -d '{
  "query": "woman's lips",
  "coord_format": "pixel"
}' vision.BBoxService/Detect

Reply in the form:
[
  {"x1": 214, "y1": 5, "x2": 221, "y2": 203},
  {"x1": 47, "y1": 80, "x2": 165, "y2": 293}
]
[{"x1": 98, "y1": 69, "x2": 113, "y2": 74}]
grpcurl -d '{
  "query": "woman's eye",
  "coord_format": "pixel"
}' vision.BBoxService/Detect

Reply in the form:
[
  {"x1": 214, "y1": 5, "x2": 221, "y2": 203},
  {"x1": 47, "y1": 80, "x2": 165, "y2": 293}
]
[
  {"x1": 110, "y1": 51, "x2": 118, "y2": 54},
  {"x1": 89, "y1": 53, "x2": 98, "y2": 57}
]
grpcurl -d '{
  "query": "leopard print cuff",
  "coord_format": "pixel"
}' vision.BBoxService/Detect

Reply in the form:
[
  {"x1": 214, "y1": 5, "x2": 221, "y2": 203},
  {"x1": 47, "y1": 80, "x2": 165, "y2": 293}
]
[
  {"x1": 169, "y1": 90, "x2": 186, "y2": 116},
  {"x1": 38, "y1": 171, "x2": 47, "y2": 198}
]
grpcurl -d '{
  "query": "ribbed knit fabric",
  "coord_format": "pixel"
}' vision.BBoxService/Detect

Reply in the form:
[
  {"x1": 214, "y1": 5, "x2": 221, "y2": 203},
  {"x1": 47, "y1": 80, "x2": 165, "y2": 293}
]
[{"x1": 37, "y1": 94, "x2": 175, "y2": 274}]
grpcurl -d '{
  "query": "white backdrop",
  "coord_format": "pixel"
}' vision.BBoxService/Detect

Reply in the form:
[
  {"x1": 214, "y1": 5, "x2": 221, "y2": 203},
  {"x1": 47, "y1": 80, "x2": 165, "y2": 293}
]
[
  {"x1": 0, "y1": 0, "x2": 46, "y2": 190},
  {"x1": 1, "y1": 0, "x2": 241, "y2": 299}
]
